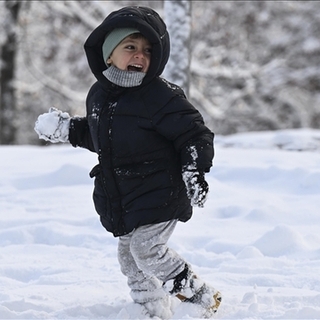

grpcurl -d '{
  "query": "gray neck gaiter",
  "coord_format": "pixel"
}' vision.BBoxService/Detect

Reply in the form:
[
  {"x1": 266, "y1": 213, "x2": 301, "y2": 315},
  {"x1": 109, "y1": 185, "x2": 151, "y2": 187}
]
[{"x1": 103, "y1": 65, "x2": 146, "y2": 88}]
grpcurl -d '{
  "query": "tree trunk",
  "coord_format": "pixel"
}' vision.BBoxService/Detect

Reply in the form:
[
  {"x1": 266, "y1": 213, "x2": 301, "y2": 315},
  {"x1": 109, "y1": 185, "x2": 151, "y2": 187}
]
[
  {"x1": 163, "y1": 0, "x2": 192, "y2": 97},
  {"x1": 0, "y1": 0, "x2": 21, "y2": 144}
]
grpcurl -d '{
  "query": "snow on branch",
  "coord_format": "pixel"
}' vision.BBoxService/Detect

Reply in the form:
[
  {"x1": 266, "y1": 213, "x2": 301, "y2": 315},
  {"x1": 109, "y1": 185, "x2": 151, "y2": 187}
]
[
  {"x1": 191, "y1": 60, "x2": 258, "y2": 80},
  {"x1": 44, "y1": 1, "x2": 100, "y2": 30},
  {"x1": 62, "y1": 1, "x2": 101, "y2": 30},
  {"x1": 22, "y1": 47, "x2": 86, "y2": 103}
]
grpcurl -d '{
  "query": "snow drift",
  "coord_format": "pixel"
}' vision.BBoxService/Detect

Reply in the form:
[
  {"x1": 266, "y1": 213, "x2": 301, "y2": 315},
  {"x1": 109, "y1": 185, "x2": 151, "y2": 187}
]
[{"x1": 1, "y1": 128, "x2": 320, "y2": 319}]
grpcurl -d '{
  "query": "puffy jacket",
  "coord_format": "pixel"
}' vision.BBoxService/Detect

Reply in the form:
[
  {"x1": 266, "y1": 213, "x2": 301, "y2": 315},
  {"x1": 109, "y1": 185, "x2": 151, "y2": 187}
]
[{"x1": 68, "y1": 6, "x2": 214, "y2": 237}]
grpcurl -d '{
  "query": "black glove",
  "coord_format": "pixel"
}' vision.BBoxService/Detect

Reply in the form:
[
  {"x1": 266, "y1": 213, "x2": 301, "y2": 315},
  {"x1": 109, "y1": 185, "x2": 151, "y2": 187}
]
[{"x1": 182, "y1": 170, "x2": 209, "y2": 207}]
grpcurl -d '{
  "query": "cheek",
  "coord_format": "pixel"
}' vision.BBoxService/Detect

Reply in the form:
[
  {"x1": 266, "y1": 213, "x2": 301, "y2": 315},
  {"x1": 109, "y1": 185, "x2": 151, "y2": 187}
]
[{"x1": 112, "y1": 56, "x2": 128, "y2": 70}]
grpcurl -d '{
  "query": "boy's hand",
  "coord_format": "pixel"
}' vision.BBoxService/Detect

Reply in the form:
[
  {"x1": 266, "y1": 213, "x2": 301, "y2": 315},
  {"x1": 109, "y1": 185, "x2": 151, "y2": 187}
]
[
  {"x1": 182, "y1": 170, "x2": 209, "y2": 207},
  {"x1": 34, "y1": 107, "x2": 70, "y2": 143}
]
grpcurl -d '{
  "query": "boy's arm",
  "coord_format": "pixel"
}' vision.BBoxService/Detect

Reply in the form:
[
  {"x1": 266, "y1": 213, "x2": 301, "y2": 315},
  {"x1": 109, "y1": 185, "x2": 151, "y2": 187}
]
[
  {"x1": 152, "y1": 95, "x2": 214, "y2": 170},
  {"x1": 152, "y1": 95, "x2": 214, "y2": 207},
  {"x1": 68, "y1": 116, "x2": 95, "y2": 152},
  {"x1": 34, "y1": 107, "x2": 95, "y2": 152}
]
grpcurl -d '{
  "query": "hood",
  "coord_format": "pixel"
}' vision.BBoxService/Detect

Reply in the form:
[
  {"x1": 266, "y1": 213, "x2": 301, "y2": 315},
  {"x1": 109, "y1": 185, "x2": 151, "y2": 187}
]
[{"x1": 84, "y1": 6, "x2": 170, "y2": 87}]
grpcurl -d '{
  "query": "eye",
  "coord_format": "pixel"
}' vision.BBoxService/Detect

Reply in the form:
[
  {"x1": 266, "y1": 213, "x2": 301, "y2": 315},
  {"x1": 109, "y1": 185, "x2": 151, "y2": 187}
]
[{"x1": 145, "y1": 47, "x2": 152, "y2": 55}]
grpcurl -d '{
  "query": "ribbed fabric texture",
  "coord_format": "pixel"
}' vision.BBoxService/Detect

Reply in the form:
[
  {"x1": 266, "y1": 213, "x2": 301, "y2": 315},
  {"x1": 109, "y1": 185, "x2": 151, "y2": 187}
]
[{"x1": 103, "y1": 65, "x2": 146, "y2": 87}]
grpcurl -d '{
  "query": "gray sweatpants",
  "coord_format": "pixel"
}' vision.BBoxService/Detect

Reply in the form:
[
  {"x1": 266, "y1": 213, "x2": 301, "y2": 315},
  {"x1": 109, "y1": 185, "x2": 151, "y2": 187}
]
[{"x1": 117, "y1": 220, "x2": 186, "y2": 303}]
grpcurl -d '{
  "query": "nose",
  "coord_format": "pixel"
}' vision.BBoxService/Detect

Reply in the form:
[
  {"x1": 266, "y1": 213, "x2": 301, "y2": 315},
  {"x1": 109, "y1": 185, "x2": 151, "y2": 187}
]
[{"x1": 134, "y1": 50, "x2": 146, "y2": 59}]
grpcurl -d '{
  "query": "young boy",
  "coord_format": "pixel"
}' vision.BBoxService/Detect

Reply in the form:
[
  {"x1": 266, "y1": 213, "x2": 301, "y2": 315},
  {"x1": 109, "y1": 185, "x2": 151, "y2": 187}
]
[{"x1": 35, "y1": 6, "x2": 221, "y2": 319}]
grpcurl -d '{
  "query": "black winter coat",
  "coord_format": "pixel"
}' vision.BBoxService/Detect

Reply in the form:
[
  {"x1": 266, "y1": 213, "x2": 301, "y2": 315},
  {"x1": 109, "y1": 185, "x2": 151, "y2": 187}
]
[{"x1": 68, "y1": 6, "x2": 214, "y2": 237}]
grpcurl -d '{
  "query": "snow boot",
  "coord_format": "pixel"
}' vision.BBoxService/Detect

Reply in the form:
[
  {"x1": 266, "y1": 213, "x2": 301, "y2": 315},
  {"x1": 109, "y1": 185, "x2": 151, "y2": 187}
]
[
  {"x1": 163, "y1": 264, "x2": 221, "y2": 317},
  {"x1": 140, "y1": 295, "x2": 173, "y2": 319},
  {"x1": 131, "y1": 287, "x2": 172, "y2": 319}
]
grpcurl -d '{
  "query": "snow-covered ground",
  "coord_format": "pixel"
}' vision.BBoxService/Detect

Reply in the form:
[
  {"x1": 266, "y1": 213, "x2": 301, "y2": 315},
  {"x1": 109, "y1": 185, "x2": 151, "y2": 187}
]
[{"x1": 1, "y1": 128, "x2": 320, "y2": 319}]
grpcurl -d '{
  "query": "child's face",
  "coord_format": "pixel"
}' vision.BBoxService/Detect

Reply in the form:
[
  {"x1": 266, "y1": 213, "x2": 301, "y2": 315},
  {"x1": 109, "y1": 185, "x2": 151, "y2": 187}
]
[{"x1": 107, "y1": 34, "x2": 152, "y2": 73}]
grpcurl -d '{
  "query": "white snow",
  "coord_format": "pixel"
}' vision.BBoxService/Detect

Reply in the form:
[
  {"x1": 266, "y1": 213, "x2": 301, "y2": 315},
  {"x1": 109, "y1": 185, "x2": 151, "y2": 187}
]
[
  {"x1": 1, "y1": 128, "x2": 320, "y2": 319},
  {"x1": 34, "y1": 108, "x2": 71, "y2": 144}
]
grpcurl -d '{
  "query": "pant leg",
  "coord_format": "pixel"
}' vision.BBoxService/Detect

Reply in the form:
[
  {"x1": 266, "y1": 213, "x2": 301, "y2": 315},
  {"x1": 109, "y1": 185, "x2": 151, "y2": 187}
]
[
  {"x1": 130, "y1": 220, "x2": 186, "y2": 283},
  {"x1": 118, "y1": 230, "x2": 165, "y2": 303}
]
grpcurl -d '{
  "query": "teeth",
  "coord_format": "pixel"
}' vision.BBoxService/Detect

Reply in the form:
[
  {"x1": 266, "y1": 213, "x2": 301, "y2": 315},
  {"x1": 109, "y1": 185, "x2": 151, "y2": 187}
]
[
  {"x1": 130, "y1": 64, "x2": 143, "y2": 69},
  {"x1": 128, "y1": 64, "x2": 144, "y2": 72}
]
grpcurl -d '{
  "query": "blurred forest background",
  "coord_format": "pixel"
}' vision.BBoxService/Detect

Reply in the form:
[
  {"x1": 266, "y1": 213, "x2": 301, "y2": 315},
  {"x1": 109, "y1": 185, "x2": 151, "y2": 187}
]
[{"x1": 0, "y1": 0, "x2": 319, "y2": 145}]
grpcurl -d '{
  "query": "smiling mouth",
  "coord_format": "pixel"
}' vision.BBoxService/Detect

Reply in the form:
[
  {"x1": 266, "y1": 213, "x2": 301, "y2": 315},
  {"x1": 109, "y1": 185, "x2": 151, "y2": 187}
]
[{"x1": 127, "y1": 64, "x2": 144, "y2": 72}]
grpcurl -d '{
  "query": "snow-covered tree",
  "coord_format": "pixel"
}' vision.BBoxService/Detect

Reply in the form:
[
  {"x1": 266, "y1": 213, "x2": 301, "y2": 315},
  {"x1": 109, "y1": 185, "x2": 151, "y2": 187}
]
[
  {"x1": 163, "y1": 0, "x2": 192, "y2": 96},
  {"x1": 0, "y1": 0, "x2": 21, "y2": 144},
  {"x1": 189, "y1": 1, "x2": 320, "y2": 134},
  {"x1": 15, "y1": 1, "x2": 105, "y2": 144},
  {"x1": 1, "y1": 0, "x2": 320, "y2": 144}
]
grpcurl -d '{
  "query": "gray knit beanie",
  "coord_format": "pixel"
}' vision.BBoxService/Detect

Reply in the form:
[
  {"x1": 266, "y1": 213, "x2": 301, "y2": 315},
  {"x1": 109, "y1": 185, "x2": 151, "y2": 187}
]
[{"x1": 102, "y1": 28, "x2": 140, "y2": 64}]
